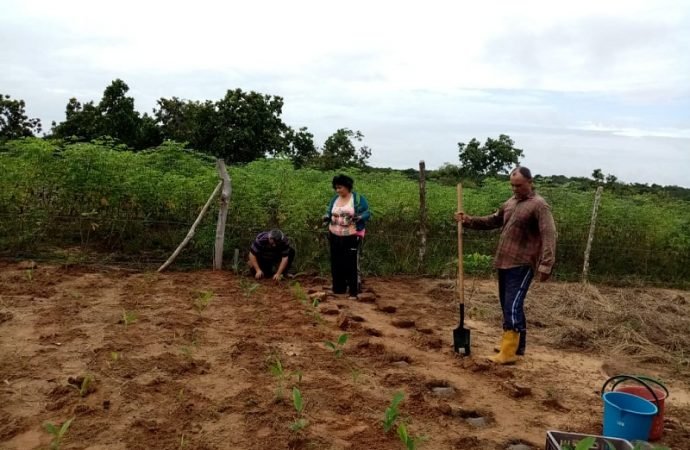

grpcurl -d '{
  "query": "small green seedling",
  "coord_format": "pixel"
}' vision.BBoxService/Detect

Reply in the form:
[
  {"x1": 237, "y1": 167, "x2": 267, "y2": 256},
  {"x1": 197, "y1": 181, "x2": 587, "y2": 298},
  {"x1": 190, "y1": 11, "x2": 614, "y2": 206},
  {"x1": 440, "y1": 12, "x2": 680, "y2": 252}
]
[
  {"x1": 179, "y1": 345, "x2": 193, "y2": 359},
  {"x1": 324, "y1": 333, "x2": 349, "y2": 358},
  {"x1": 269, "y1": 356, "x2": 288, "y2": 399},
  {"x1": 294, "y1": 370, "x2": 303, "y2": 384},
  {"x1": 107, "y1": 351, "x2": 121, "y2": 369},
  {"x1": 289, "y1": 387, "x2": 309, "y2": 432},
  {"x1": 78, "y1": 374, "x2": 94, "y2": 397},
  {"x1": 43, "y1": 416, "x2": 74, "y2": 450},
  {"x1": 240, "y1": 279, "x2": 260, "y2": 298},
  {"x1": 383, "y1": 391, "x2": 405, "y2": 433},
  {"x1": 396, "y1": 422, "x2": 425, "y2": 450},
  {"x1": 350, "y1": 367, "x2": 362, "y2": 384},
  {"x1": 122, "y1": 310, "x2": 137, "y2": 328},
  {"x1": 194, "y1": 290, "x2": 214, "y2": 315},
  {"x1": 309, "y1": 298, "x2": 324, "y2": 324},
  {"x1": 290, "y1": 282, "x2": 308, "y2": 305},
  {"x1": 25, "y1": 268, "x2": 34, "y2": 281}
]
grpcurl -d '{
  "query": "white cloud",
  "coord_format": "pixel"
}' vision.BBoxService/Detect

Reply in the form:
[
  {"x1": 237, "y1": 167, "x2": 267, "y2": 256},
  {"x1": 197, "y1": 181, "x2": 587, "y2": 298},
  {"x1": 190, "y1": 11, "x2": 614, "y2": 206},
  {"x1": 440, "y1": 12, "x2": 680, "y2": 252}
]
[
  {"x1": 571, "y1": 122, "x2": 690, "y2": 139},
  {"x1": 2, "y1": 0, "x2": 689, "y2": 186}
]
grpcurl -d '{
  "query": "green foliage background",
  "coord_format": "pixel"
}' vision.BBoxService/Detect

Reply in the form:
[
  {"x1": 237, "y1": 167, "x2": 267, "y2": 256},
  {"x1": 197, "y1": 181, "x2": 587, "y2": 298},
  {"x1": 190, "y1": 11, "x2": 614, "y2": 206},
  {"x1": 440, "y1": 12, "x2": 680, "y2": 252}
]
[{"x1": 1, "y1": 138, "x2": 688, "y2": 286}]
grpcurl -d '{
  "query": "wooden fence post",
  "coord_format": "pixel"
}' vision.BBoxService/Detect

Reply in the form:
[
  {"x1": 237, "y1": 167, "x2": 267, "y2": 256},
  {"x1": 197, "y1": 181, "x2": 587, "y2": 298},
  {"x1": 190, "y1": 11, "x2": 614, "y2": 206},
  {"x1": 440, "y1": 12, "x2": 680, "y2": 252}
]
[
  {"x1": 213, "y1": 159, "x2": 231, "y2": 270},
  {"x1": 582, "y1": 185, "x2": 604, "y2": 282},
  {"x1": 158, "y1": 181, "x2": 222, "y2": 273},
  {"x1": 417, "y1": 160, "x2": 428, "y2": 270}
]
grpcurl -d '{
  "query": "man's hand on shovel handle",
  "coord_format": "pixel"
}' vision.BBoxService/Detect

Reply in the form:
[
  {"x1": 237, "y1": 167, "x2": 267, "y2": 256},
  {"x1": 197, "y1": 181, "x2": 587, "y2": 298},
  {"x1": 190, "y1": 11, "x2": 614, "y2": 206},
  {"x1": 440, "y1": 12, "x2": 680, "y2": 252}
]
[{"x1": 454, "y1": 212, "x2": 471, "y2": 224}]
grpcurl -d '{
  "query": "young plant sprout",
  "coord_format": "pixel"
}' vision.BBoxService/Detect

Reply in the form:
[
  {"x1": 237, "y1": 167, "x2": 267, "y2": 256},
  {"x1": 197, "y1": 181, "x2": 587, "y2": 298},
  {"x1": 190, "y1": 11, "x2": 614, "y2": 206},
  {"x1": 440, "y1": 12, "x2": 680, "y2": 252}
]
[
  {"x1": 383, "y1": 391, "x2": 405, "y2": 433},
  {"x1": 122, "y1": 310, "x2": 137, "y2": 328},
  {"x1": 396, "y1": 422, "x2": 425, "y2": 450},
  {"x1": 289, "y1": 387, "x2": 309, "y2": 432},
  {"x1": 193, "y1": 290, "x2": 213, "y2": 315},
  {"x1": 324, "y1": 333, "x2": 349, "y2": 358},
  {"x1": 43, "y1": 417, "x2": 75, "y2": 450}
]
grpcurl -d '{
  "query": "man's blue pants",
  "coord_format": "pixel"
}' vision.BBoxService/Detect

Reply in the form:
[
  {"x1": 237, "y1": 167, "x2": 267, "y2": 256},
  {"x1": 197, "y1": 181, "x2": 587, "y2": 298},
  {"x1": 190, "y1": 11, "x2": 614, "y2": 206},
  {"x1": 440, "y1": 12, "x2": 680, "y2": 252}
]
[{"x1": 498, "y1": 266, "x2": 534, "y2": 355}]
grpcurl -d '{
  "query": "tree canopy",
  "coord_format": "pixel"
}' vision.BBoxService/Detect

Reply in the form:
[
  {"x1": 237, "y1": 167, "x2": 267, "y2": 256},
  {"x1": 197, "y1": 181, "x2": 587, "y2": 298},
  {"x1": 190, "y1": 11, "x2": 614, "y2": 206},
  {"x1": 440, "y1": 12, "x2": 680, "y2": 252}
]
[
  {"x1": 0, "y1": 93, "x2": 42, "y2": 140},
  {"x1": 458, "y1": 134, "x2": 523, "y2": 180}
]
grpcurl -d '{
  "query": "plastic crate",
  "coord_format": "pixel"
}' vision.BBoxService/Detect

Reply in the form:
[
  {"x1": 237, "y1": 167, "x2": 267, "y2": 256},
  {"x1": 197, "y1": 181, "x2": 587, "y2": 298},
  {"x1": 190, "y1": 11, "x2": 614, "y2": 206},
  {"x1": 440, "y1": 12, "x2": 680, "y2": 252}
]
[{"x1": 546, "y1": 431, "x2": 634, "y2": 450}]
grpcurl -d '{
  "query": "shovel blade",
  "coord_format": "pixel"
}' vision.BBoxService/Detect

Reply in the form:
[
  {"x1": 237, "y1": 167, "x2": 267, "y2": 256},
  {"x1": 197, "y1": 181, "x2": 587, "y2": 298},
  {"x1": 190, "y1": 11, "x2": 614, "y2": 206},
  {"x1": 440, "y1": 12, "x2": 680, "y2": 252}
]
[
  {"x1": 453, "y1": 328, "x2": 471, "y2": 356},
  {"x1": 453, "y1": 304, "x2": 471, "y2": 355}
]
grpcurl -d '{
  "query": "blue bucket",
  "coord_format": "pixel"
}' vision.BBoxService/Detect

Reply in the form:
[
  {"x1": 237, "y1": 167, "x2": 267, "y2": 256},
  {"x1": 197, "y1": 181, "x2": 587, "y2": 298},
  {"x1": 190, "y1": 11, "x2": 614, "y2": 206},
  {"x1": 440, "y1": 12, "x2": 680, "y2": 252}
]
[{"x1": 602, "y1": 391, "x2": 658, "y2": 441}]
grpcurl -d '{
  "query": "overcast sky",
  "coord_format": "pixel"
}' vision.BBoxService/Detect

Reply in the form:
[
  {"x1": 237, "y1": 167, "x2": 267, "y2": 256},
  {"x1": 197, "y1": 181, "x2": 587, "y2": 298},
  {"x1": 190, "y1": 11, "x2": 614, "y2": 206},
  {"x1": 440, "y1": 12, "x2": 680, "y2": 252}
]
[{"x1": 2, "y1": 0, "x2": 689, "y2": 186}]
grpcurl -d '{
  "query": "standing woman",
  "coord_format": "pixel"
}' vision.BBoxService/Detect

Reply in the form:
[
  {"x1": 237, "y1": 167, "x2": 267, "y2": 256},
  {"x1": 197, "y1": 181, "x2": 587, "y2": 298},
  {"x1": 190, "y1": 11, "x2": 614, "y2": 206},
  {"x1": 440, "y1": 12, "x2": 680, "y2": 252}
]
[{"x1": 323, "y1": 174, "x2": 371, "y2": 299}]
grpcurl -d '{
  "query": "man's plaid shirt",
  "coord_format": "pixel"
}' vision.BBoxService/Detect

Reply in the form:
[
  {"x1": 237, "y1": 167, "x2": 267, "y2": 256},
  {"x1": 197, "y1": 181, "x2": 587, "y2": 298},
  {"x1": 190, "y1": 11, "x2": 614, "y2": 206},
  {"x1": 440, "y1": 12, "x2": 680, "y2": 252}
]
[{"x1": 466, "y1": 192, "x2": 557, "y2": 274}]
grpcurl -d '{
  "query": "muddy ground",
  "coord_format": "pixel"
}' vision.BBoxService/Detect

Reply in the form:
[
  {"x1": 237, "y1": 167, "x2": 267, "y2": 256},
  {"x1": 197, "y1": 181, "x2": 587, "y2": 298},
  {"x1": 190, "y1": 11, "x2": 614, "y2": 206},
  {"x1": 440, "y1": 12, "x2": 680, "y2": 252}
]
[{"x1": 1, "y1": 262, "x2": 688, "y2": 449}]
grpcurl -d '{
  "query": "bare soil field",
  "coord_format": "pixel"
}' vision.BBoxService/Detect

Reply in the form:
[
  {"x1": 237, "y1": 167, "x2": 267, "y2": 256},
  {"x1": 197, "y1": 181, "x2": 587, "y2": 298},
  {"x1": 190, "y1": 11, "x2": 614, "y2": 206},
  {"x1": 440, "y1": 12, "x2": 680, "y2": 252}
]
[{"x1": 1, "y1": 262, "x2": 688, "y2": 449}]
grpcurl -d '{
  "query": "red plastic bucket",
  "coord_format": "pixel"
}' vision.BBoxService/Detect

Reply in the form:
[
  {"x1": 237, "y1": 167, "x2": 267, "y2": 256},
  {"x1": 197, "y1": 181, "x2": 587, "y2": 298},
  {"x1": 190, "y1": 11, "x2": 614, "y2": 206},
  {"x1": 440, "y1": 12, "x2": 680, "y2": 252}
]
[{"x1": 612, "y1": 376, "x2": 668, "y2": 441}]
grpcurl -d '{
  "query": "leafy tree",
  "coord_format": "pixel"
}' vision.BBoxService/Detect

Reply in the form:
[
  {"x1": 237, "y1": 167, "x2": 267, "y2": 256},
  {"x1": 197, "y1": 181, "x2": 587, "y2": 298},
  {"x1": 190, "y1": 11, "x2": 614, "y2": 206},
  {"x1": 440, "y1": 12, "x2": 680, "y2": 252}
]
[
  {"x1": 592, "y1": 168, "x2": 604, "y2": 183},
  {"x1": 457, "y1": 134, "x2": 523, "y2": 180},
  {"x1": 0, "y1": 94, "x2": 42, "y2": 140},
  {"x1": 154, "y1": 89, "x2": 293, "y2": 163},
  {"x1": 98, "y1": 79, "x2": 142, "y2": 147},
  {"x1": 212, "y1": 89, "x2": 290, "y2": 162},
  {"x1": 51, "y1": 79, "x2": 162, "y2": 149},
  {"x1": 317, "y1": 128, "x2": 372, "y2": 170},
  {"x1": 605, "y1": 173, "x2": 618, "y2": 184},
  {"x1": 154, "y1": 97, "x2": 215, "y2": 150},
  {"x1": 138, "y1": 113, "x2": 163, "y2": 149},
  {"x1": 285, "y1": 126, "x2": 318, "y2": 169},
  {"x1": 51, "y1": 98, "x2": 101, "y2": 141}
]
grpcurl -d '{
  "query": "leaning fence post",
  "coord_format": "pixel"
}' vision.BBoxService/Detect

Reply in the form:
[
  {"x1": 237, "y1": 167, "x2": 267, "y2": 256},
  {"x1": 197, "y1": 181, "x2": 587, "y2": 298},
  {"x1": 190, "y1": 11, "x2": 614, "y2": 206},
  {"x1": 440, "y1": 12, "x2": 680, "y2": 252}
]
[
  {"x1": 213, "y1": 159, "x2": 232, "y2": 270},
  {"x1": 417, "y1": 160, "x2": 428, "y2": 271},
  {"x1": 158, "y1": 181, "x2": 222, "y2": 273},
  {"x1": 582, "y1": 185, "x2": 604, "y2": 282}
]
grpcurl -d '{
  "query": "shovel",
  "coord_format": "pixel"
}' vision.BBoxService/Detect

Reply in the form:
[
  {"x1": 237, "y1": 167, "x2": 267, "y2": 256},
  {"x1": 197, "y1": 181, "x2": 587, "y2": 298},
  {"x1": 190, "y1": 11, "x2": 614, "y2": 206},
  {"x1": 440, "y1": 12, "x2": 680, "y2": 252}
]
[{"x1": 453, "y1": 183, "x2": 471, "y2": 356}]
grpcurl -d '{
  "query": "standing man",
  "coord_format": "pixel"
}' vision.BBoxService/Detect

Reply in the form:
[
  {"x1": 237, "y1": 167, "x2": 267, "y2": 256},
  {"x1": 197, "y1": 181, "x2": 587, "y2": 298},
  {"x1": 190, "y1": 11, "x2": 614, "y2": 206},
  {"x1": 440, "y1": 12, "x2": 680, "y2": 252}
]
[
  {"x1": 455, "y1": 167, "x2": 556, "y2": 364},
  {"x1": 248, "y1": 229, "x2": 295, "y2": 281}
]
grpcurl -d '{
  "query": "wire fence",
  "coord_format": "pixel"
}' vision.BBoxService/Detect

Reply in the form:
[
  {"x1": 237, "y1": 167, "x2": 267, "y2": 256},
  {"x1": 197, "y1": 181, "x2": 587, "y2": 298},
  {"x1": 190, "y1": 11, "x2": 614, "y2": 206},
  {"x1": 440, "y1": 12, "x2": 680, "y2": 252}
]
[{"x1": 1, "y1": 140, "x2": 689, "y2": 288}]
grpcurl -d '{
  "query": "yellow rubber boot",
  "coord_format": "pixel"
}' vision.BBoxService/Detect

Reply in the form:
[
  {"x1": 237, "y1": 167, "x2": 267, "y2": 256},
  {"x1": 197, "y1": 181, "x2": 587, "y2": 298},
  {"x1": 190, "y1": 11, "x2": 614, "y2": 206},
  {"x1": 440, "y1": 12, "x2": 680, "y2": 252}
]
[{"x1": 489, "y1": 330, "x2": 519, "y2": 365}]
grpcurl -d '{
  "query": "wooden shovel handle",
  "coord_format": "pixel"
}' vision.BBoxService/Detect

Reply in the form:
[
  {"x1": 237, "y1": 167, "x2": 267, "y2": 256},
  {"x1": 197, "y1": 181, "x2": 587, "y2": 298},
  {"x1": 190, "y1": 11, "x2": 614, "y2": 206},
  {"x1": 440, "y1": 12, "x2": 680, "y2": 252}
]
[{"x1": 457, "y1": 184, "x2": 464, "y2": 305}]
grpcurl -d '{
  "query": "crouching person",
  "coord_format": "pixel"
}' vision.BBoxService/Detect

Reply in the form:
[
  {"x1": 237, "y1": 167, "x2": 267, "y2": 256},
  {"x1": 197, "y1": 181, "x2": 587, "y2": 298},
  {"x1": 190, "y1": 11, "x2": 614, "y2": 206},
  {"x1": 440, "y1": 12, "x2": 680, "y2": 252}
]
[{"x1": 248, "y1": 229, "x2": 295, "y2": 281}]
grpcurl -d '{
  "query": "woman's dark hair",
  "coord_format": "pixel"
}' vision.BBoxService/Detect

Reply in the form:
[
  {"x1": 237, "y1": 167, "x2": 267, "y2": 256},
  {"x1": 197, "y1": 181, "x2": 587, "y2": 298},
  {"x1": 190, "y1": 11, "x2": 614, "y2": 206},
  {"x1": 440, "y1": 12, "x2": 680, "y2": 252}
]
[{"x1": 332, "y1": 174, "x2": 354, "y2": 191}]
